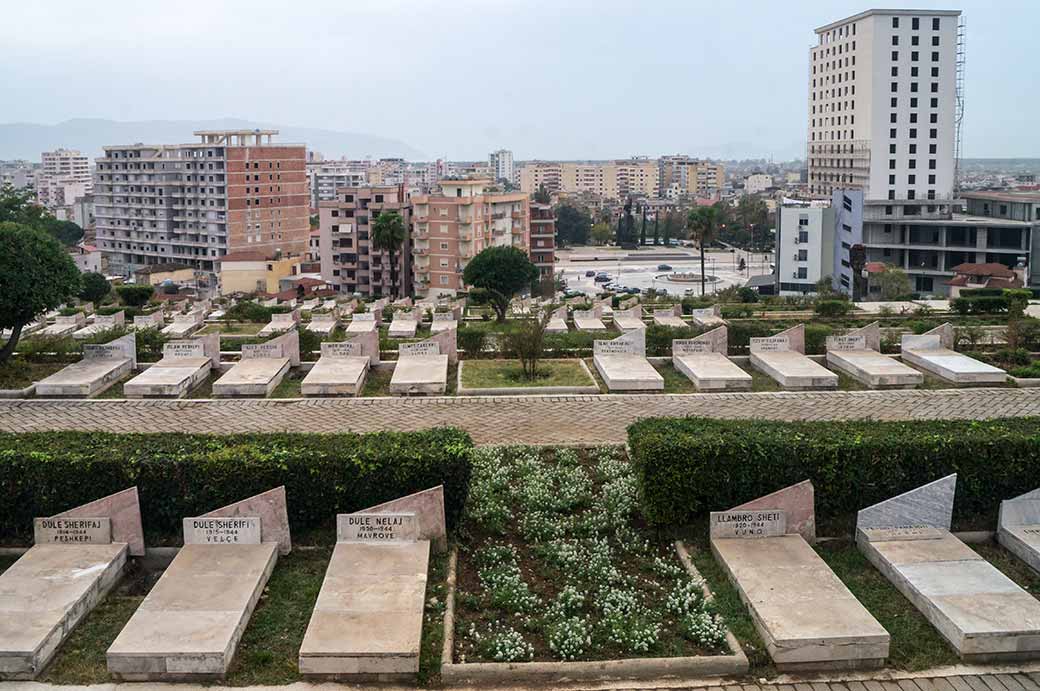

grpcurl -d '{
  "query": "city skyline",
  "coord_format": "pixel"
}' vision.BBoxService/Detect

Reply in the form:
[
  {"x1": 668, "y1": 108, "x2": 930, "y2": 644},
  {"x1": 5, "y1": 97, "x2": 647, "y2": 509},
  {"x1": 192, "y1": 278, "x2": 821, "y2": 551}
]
[{"x1": 2, "y1": 0, "x2": 1038, "y2": 161}]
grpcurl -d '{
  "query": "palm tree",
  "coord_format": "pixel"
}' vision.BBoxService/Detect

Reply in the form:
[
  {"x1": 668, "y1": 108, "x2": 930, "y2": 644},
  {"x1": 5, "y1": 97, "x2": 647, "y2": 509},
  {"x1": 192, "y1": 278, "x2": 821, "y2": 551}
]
[
  {"x1": 687, "y1": 205, "x2": 721, "y2": 297},
  {"x1": 371, "y1": 211, "x2": 407, "y2": 299}
]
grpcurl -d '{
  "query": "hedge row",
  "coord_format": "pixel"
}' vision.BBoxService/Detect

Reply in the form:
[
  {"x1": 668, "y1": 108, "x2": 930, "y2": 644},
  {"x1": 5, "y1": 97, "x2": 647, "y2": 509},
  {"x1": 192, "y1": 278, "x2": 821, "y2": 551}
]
[
  {"x1": 952, "y1": 295, "x2": 1009, "y2": 315},
  {"x1": 0, "y1": 428, "x2": 472, "y2": 544},
  {"x1": 627, "y1": 417, "x2": 1040, "y2": 527}
]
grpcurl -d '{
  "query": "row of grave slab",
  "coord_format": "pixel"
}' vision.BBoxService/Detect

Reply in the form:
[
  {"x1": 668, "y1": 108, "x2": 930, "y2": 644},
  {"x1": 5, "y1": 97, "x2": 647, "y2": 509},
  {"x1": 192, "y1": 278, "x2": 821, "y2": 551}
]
[
  {"x1": 0, "y1": 485, "x2": 447, "y2": 681},
  {"x1": 25, "y1": 319, "x2": 1009, "y2": 400}
]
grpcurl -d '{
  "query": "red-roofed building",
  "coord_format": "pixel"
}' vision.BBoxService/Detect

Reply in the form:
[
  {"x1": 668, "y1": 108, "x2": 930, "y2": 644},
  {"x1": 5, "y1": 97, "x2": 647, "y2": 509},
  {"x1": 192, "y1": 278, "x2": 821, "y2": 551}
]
[{"x1": 946, "y1": 262, "x2": 1024, "y2": 297}]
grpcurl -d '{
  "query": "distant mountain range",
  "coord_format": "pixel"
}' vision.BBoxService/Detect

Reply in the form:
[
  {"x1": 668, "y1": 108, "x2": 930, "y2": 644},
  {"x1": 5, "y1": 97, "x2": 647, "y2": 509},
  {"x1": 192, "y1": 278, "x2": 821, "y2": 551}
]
[{"x1": 0, "y1": 118, "x2": 425, "y2": 161}]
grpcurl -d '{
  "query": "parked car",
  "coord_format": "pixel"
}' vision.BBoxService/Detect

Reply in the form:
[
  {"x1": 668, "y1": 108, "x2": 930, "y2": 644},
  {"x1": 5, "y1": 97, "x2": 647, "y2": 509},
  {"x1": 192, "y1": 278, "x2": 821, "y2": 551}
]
[
  {"x1": 657, "y1": 264, "x2": 672, "y2": 271},
  {"x1": 624, "y1": 287, "x2": 641, "y2": 295},
  {"x1": 594, "y1": 274, "x2": 611, "y2": 283},
  {"x1": 585, "y1": 270, "x2": 596, "y2": 277}
]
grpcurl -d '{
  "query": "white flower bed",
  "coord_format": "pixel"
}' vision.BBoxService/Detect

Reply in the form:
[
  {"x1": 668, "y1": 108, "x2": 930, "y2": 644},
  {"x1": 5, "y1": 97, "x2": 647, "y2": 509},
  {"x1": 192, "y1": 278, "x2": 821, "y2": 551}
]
[{"x1": 455, "y1": 445, "x2": 728, "y2": 663}]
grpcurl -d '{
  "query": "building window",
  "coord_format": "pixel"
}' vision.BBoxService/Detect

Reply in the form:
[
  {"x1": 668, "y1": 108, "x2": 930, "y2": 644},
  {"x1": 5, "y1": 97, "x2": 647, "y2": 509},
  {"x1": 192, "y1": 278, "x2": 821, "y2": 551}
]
[
  {"x1": 892, "y1": 51, "x2": 899, "y2": 61},
  {"x1": 892, "y1": 16, "x2": 899, "y2": 28},
  {"x1": 932, "y1": 17, "x2": 940, "y2": 30},
  {"x1": 889, "y1": 175, "x2": 896, "y2": 185},
  {"x1": 892, "y1": 35, "x2": 899, "y2": 45},
  {"x1": 912, "y1": 16, "x2": 920, "y2": 30},
  {"x1": 932, "y1": 35, "x2": 940, "y2": 46}
]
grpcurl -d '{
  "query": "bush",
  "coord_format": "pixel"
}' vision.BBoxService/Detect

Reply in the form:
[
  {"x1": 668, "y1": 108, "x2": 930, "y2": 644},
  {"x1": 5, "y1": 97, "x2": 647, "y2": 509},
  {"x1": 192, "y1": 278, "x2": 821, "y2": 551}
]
[
  {"x1": 960, "y1": 288, "x2": 1004, "y2": 297},
  {"x1": 0, "y1": 429, "x2": 473, "y2": 544},
  {"x1": 115, "y1": 284, "x2": 155, "y2": 308},
  {"x1": 134, "y1": 327, "x2": 169, "y2": 362},
  {"x1": 628, "y1": 417, "x2": 1040, "y2": 528},
  {"x1": 298, "y1": 328, "x2": 322, "y2": 360},
  {"x1": 804, "y1": 324, "x2": 833, "y2": 354},
  {"x1": 814, "y1": 299, "x2": 851, "y2": 317},
  {"x1": 458, "y1": 327, "x2": 489, "y2": 358},
  {"x1": 15, "y1": 334, "x2": 79, "y2": 362},
  {"x1": 951, "y1": 295, "x2": 1009, "y2": 315},
  {"x1": 78, "y1": 272, "x2": 111, "y2": 304},
  {"x1": 226, "y1": 300, "x2": 275, "y2": 323},
  {"x1": 737, "y1": 287, "x2": 760, "y2": 303},
  {"x1": 644, "y1": 324, "x2": 699, "y2": 356},
  {"x1": 1007, "y1": 318, "x2": 1040, "y2": 351}
]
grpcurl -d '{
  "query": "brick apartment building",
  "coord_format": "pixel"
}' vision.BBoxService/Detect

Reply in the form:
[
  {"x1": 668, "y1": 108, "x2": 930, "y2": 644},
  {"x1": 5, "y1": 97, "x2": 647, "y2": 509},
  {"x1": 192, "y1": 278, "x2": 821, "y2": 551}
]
[
  {"x1": 529, "y1": 202, "x2": 556, "y2": 280},
  {"x1": 411, "y1": 179, "x2": 529, "y2": 297},
  {"x1": 318, "y1": 185, "x2": 412, "y2": 297},
  {"x1": 93, "y1": 130, "x2": 309, "y2": 277}
]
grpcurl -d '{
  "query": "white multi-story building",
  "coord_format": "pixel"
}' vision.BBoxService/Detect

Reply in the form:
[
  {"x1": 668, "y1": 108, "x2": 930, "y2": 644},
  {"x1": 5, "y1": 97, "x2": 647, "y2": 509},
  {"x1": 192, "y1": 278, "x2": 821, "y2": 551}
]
[
  {"x1": 37, "y1": 149, "x2": 93, "y2": 213},
  {"x1": 743, "y1": 173, "x2": 773, "y2": 195},
  {"x1": 488, "y1": 149, "x2": 514, "y2": 184},
  {"x1": 808, "y1": 9, "x2": 960, "y2": 203},
  {"x1": 306, "y1": 160, "x2": 367, "y2": 207},
  {"x1": 774, "y1": 201, "x2": 835, "y2": 295}
]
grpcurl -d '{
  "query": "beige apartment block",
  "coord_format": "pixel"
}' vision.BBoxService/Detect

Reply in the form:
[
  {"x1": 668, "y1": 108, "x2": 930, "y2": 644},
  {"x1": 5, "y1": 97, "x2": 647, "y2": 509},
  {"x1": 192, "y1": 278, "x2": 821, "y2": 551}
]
[
  {"x1": 520, "y1": 159, "x2": 658, "y2": 200},
  {"x1": 659, "y1": 155, "x2": 725, "y2": 197},
  {"x1": 411, "y1": 179, "x2": 529, "y2": 297}
]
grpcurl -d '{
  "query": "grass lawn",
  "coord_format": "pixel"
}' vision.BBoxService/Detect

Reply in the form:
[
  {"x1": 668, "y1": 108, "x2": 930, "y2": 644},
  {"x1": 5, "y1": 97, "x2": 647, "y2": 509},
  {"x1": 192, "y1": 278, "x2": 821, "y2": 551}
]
[
  {"x1": 0, "y1": 359, "x2": 66, "y2": 389},
  {"x1": 197, "y1": 322, "x2": 264, "y2": 336},
  {"x1": 269, "y1": 370, "x2": 304, "y2": 398},
  {"x1": 453, "y1": 446, "x2": 732, "y2": 663},
  {"x1": 93, "y1": 375, "x2": 135, "y2": 399},
  {"x1": 361, "y1": 364, "x2": 458, "y2": 396},
  {"x1": 461, "y1": 359, "x2": 594, "y2": 389},
  {"x1": 815, "y1": 540, "x2": 957, "y2": 671}
]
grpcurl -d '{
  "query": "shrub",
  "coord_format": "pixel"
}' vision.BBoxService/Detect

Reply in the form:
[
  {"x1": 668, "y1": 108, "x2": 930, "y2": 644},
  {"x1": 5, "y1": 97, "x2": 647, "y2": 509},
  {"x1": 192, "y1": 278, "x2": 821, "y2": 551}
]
[
  {"x1": 15, "y1": 334, "x2": 79, "y2": 362},
  {"x1": 814, "y1": 299, "x2": 851, "y2": 317},
  {"x1": 737, "y1": 287, "x2": 760, "y2": 303},
  {"x1": 458, "y1": 327, "x2": 489, "y2": 359},
  {"x1": 78, "y1": 272, "x2": 111, "y2": 304},
  {"x1": 226, "y1": 300, "x2": 273, "y2": 323},
  {"x1": 0, "y1": 428, "x2": 473, "y2": 544},
  {"x1": 627, "y1": 417, "x2": 1040, "y2": 528},
  {"x1": 951, "y1": 295, "x2": 1009, "y2": 315},
  {"x1": 960, "y1": 288, "x2": 1004, "y2": 297},
  {"x1": 804, "y1": 324, "x2": 833, "y2": 354},
  {"x1": 115, "y1": 284, "x2": 156, "y2": 307},
  {"x1": 720, "y1": 304, "x2": 753, "y2": 319},
  {"x1": 298, "y1": 328, "x2": 322, "y2": 360},
  {"x1": 644, "y1": 324, "x2": 699, "y2": 356},
  {"x1": 1007, "y1": 318, "x2": 1040, "y2": 351},
  {"x1": 134, "y1": 326, "x2": 169, "y2": 362}
]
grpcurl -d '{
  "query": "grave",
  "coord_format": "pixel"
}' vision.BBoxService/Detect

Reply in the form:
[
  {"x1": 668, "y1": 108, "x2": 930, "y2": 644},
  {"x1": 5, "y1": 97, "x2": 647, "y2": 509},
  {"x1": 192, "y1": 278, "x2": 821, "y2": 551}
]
[
  {"x1": 430, "y1": 309, "x2": 459, "y2": 334},
  {"x1": 132, "y1": 311, "x2": 165, "y2": 331},
  {"x1": 262, "y1": 297, "x2": 280, "y2": 307},
  {"x1": 997, "y1": 488, "x2": 1040, "y2": 576},
  {"x1": 857, "y1": 475, "x2": 1040, "y2": 661},
  {"x1": 302, "y1": 329, "x2": 379, "y2": 397},
  {"x1": 388, "y1": 310, "x2": 419, "y2": 339},
  {"x1": 301, "y1": 298, "x2": 321, "y2": 311},
  {"x1": 750, "y1": 324, "x2": 838, "y2": 390},
  {"x1": 40, "y1": 312, "x2": 85, "y2": 336},
  {"x1": 711, "y1": 482, "x2": 889, "y2": 670},
  {"x1": 573, "y1": 306, "x2": 607, "y2": 331},
  {"x1": 73, "y1": 310, "x2": 125, "y2": 339},
  {"x1": 545, "y1": 306, "x2": 569, "y2": 334},
  {"x1": 162, "y1": 309, "x2": 205, "y2": 338},
  {"x1": 652, "y1": 305, "x2": 686, "y2": 328},
  {"x1": 900, "y1": 324, "x2": 1006, "y2": 384},
  {"x1": 35, "y1": 334, "x2": 137, "y2": 398},
  {"x1": 306, "y1": 310, "x2": 339, "y2": 336},
  {"x1": 346, "y1": 311, "x2": 378, "y2": 334},
  {"x1": 389, "y1": 329, "x2": 455, "y2": 395},
  {"x1": 258, "y1": 308, "x2": 301, "y2": 337},
  {"x1": 299, "y1": 486, "x2": 445, "y2": 680},
  {"x1": 323, "y1": 298, "x2": 339, "y2": 310},
  {"x1": 690, "y1": 304, "x2": 725, "y2": 328},
  {"x1": 107, "y1": 487, "x2": 290, "y2": 680},
  {"x1": 593, "y1": 328, "x2": 664, "y2": 391},
  {"x1": 0, "y1": 488, "x2": 143, "y2": 679},
  {"x1": 673, "y1": 326, "x2": 752, "y2": 391},
  {"x1": 124, "y1": 334, "x2": 219, "y2": 398},
  {"x1": 212, "y1": 331, "x2": 299, "y2": 398},
  {"x1": 825, "y1": 322, "x2": 923, "y2": 388},
  {"x1": 612, "y1": 306, "x2": 646, "y2": 332}
]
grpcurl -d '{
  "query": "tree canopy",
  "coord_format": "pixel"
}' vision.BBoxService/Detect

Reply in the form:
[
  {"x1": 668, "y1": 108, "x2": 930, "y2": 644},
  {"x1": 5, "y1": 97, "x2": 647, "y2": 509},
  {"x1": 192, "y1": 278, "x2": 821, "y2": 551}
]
[
  {"x1": 371, "y1": 211, "x2": 407, "y2": 298},
  {"x1": 874, "y1": 265, "x2": 912, "y2": 300},
  {"x1": 0, "y1": 222, "x2": 81, "y2": 362},
  {"x1": 462, "y1": 246, "x2": 538, "y2": 322},
  {"x1": 555, "y1": 204, "x2": 591, "y2": 247},
  {"x1": 0, "y1": 183, "x2": 83, "y2": 247},
  {"x1": 687, "y1": 206, "x2": 722, "y2": 296},
  {"x1": 79, "y1": 272, "x2": 111, "y2": 304}
]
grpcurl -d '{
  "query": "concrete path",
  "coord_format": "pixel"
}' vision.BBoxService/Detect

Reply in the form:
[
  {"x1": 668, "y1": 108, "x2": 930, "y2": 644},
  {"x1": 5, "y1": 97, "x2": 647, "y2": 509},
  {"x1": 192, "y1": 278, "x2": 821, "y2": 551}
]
[
  {"x1": 2, "y1": 667, "x2": 1040, "y2": 691},
  {"x1": 2, "y1": 388, "x2": 1039, "y2": 444}
]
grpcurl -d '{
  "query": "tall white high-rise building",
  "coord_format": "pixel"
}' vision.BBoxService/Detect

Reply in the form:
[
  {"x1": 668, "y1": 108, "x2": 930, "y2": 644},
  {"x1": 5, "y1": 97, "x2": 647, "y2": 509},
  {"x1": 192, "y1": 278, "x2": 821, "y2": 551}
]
[
  {"x1": 488, "y1": 149, "x2": 514, "y2": 184},
  {"x1": 807, "y1": 9, "x2": 961, "y2": 202},
  {"x1": 37, "y1": 148, "x2": 93, "y2": 212}
]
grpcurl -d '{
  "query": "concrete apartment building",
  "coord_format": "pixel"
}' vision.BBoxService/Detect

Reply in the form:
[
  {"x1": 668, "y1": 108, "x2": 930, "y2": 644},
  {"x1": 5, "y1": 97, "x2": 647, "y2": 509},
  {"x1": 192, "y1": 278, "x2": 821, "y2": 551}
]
[
  {"x1": 489, "y1": 150, "x2": 514, "y2": 183},
  {"x1": 529, "y1": 202, "x2": 556, "y2": 281},
  {"x1": 774, "y1": 200, "x2": 836, "y2": 295},
  {"x1": 411, "y1": 179, "x2": 529, "y2": 297},
  {"x1": 519, "y1": 159, "x2": 659, "y2": 200},
  {"x1": 659, "y1": 156, "x2": 725, "y2": 199},
  {"x1": 307, "y1": 160, "x2": 367, "y2": 207},
  {"x1": 743, "y1": 173, "x2": 774, "y2": 195},
  {"x1": 802, "y1": 9, "x2": 1022, "y2": 296},
  {"x1": 93, "y1": 129, "x2": 309, "y2": 278},
  {"x1": 318, "y1": 185, "x2": 413, "y2": 297},
  {"x1": 37, "y1": 148, "x2": 92, "y2": 214}
]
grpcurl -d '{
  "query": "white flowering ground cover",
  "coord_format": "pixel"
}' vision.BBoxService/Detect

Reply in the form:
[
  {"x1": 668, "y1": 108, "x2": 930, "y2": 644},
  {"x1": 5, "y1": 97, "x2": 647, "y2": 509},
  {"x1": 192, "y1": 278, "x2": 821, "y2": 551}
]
[{"x1": 453, "y1": 445, "x2": 729, "y2": 663}]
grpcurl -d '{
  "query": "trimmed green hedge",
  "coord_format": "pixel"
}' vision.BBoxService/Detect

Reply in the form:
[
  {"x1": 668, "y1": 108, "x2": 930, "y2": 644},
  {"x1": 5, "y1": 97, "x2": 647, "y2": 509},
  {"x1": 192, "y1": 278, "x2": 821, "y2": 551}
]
[
  {"x1": 0, "y1": 429, "x2": 472, "y2": 544},
  {"x1": 628, "y1": 417, "x2": 1040, "y2": 527}
]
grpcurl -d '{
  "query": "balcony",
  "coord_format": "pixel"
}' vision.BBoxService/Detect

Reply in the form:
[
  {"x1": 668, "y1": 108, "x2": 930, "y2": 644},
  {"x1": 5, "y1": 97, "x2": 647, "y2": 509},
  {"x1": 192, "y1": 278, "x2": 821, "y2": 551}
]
[{"x1": 414, "y1": 247, "x2": 428, "y2": 257}]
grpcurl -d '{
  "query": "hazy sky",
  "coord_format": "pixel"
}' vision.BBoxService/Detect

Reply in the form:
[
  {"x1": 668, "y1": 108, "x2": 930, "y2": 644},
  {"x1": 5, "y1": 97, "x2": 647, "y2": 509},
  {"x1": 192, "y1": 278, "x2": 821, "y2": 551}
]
[{"x1": 2, "y1": 0, "x2": 1036, "y2": 161}]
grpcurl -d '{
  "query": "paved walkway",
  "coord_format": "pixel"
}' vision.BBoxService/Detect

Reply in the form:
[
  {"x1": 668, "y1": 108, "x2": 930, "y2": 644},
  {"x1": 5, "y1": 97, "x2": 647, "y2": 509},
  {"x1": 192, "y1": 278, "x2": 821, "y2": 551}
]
[{"x1": 2, "y1": 388, "x2": 1039, "y2": 443}]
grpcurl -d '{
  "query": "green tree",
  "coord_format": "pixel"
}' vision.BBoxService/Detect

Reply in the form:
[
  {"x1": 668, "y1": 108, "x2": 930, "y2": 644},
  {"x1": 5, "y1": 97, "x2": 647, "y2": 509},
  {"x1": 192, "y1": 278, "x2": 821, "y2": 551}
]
[
  {"x1": 874, "y1": 265, "x2": 912, "y2": 300},
  {"x1": 590, "y1": 222, "x2": 613, "y2": 246},
  {"x1": 0, "y1": 222, "x2": 81, "y2": 362},
  {"x1": 462, "y1": 246, "x2": 538, "y2": 323},
  {"x1": 371, "y1": 211, "x2": 407, "y2": 299},
  {"x1": 0, "y1": 183, "x2": 47, "y2": 228},
  {"x1": 533, "y1": 185, "x2": 551, "y2": 204},
  {"x1": 116, "y1": 284, "x2": 155, "y2": 307},
  {"x1": 555, "y1": 204, "x2": 591, "y2": 246},
  {"x1": 687, "y1": 206, "x2": 721, "y2": 296},
  {"x1": 503, "y1": 306, "x2": 555, "y2": 380},
  {"x1": 79, "y1": 272, "x2": 111, "y2": 304}
]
